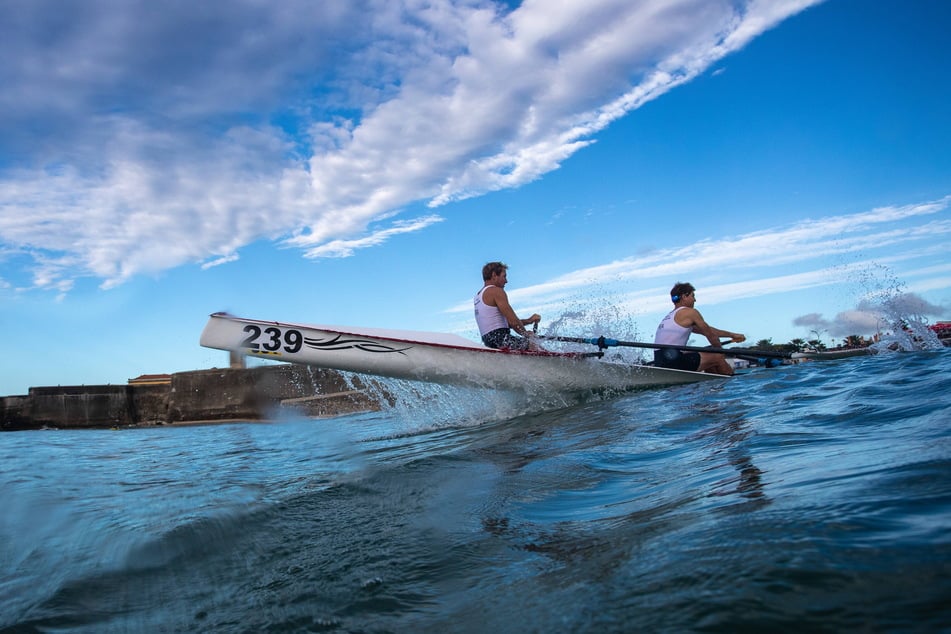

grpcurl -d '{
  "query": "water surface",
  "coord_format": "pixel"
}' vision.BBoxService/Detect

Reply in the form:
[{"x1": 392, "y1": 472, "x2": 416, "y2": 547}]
[{"x1": 2, "y1": 351, "x2": 949, "y2": 632}]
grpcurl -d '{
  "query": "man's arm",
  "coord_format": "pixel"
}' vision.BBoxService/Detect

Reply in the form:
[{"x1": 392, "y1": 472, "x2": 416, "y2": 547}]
[
  {"x1": 485, "y1": 287, "x2": 539, "y2": 335},
  {"x1": 684, "y1": 309, "x2": 746, "y2": 347}
]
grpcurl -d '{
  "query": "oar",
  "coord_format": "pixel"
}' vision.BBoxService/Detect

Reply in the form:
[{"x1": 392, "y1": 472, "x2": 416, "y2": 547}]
[{"x1": 537, "y1": 334, "x2": 795, "y2": 360}]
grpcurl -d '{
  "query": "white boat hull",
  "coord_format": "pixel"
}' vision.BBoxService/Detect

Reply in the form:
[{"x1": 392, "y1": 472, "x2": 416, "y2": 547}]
[
  {"x1": 199, "y1": 313, "x2": 723, "y2": 393},
  {"x1": 791, "y1": 348, "x2": 872, "y2": 360}
]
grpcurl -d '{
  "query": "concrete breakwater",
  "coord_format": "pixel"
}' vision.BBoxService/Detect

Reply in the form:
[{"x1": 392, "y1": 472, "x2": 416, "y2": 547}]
[{"x1": 1, "y1": 365, "x2": 385, "y2": 431}]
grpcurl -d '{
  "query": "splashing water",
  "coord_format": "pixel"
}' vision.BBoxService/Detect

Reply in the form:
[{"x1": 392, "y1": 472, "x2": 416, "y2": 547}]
[
  {"x1": 544, "y1": 286, "x2": 644, "y2": 340},
  {"x1": 871, "y1": 294, "x2": 945, "y2": 352},
  {"x1": 851, "y1": 263, "x2": 945, "y2": 352},
  {"x1": 543, "y1": 300, "x2": 651, "y2": 364},
  {"x1": 334, "y1": 371, "x2": 586, "y2": 436}
]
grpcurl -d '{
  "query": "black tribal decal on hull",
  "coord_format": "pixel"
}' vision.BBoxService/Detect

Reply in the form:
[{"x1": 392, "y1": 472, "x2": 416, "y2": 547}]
[{"x1": 304, "y1": 335, "x2": 411, "y2": 355}]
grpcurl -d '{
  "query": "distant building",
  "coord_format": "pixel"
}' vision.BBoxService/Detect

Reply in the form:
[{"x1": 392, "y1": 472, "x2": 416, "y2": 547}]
[{"x1": 128, "y1": 374, "x2": 172, "y2": 386}]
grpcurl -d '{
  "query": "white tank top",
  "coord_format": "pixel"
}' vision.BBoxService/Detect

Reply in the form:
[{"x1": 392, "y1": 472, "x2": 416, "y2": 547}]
[
  {"x1": 474, "y1": 285, "x2": 508, "y2": 335},
  {"x1": 655, "y1": 307, "x2": 692, "y2": 346}
]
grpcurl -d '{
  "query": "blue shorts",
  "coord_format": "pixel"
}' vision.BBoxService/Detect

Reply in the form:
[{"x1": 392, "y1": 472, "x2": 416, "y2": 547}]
[{"x1": 482, "y1": 328, "x2": 531, "y2": 351}]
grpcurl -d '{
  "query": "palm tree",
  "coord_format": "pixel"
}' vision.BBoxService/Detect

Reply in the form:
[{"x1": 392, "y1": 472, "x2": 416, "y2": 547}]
[
  {"x1": 843, "y1": 334, "x2": 865, "y2": 348},
  {"x1": 807, "y1": 338, "x2": 827, "y2": 352},
  {"x1": 755, "y1": 338, "x2": 774, "y2": 350},
  {"x1": 788, "y1": 338, "x2": 807, "y2": 352}
]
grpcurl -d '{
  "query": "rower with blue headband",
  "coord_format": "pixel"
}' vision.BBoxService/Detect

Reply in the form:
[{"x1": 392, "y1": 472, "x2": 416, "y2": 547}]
[{"x1": 653, "y1": 282, "x2": 746, "y2": 376}]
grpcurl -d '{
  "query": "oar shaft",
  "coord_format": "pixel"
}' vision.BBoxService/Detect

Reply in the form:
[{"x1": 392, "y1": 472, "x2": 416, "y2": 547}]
[{"x1": 538, "y1": 335, "x2": 793, "y2": 360}]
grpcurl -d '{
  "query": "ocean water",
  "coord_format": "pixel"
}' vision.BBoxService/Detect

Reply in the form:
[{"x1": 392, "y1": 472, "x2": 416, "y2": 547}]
[{"x1": 1, "y1": 350, "x2": 949, "y2": 633}]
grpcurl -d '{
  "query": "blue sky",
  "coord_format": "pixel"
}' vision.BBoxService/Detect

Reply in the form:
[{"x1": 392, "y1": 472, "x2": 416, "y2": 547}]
[{"x1": 1, "y1": 0, "x2": 949, "y2": 395}]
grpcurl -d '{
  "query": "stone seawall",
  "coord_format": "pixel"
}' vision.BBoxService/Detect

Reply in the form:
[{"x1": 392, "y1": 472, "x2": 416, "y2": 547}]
[{"x1": 1, "y1": 365, "x2": 385, "y2": 431}]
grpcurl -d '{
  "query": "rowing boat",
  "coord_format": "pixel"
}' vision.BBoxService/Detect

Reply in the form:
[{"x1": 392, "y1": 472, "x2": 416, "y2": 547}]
[
  {"x1": 790, "y1": 347, "x2": 871, "y2": 360},
  {"x1": 199, "y1": 312, "x2": 723, "y2": 393}
]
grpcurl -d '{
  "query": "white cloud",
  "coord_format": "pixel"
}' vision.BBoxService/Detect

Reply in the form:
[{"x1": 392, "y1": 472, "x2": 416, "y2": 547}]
[
  {"x1": 510, "y1": 198, "x2": 948, "y2": 302},
  {"x1": 827, "y1": 310, "x2": 883, "y2": 336},
  {"x1": 293, "y1": 214, "x2": 445, "y2": 259},
  {"x1": 0, "y1": 0, "x2": 822, "y2": 292},
  {"x1": 792, "y1": 313, "x2": 829, "y2": 329},
  {"x1": 445, "y1": 197, "x2": 951, "y2": 321},
  {"x1": 201, "y1": 254, "x2": 240, "y2": 270}
]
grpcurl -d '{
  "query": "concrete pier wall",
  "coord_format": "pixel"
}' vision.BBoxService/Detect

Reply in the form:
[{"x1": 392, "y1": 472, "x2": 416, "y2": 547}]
[
  {"x1": 1, "y1": 395, "x2": 31, "y2": 431},
  {"x1": 1, "y1": 364, "x2": 384, "y2": 431},
  {"x1": 29, "y1": 385, "x2": 167, "y2": 427},
  {"x1": 166, "y1": 365, "x2": 379, "y2": 422}
]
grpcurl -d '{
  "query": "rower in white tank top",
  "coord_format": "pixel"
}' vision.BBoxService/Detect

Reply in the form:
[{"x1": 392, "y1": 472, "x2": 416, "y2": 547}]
[
  {"x1": 473, "y1": 262, "x2": 542, "y2": 351},
  {"x1": 652, "y1": 282, "x2": 746, "y2": 376}
]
